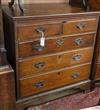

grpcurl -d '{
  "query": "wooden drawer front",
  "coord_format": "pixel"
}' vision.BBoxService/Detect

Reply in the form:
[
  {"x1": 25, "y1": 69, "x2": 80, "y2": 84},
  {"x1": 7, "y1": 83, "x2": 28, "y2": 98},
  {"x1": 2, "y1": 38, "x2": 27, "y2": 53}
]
[
  {"x1": 17, "y1": 23, "x2": 62, "y2": 42},
  {"x1": 63, "y1": 18, "x2": 97, "y2": 35},
  {"x1": 95, "y1": 64, "x2": 100, "y2": 80},
  {"x1": 19, "y1": 47, "x2": 93, "y2": 78},
  {"x1": 19, "y1": 64, "x2": 90, "y2": 97},
  {"x1": 18, "y1": 34, "x2": 95, "y2": 58}
]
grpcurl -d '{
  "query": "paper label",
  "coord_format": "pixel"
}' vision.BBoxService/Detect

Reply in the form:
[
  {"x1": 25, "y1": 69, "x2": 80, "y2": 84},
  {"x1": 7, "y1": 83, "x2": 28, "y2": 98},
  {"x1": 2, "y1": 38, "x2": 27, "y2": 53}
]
[{"x1": 40, "y1": 37, "x2": 45, "y2": 46}]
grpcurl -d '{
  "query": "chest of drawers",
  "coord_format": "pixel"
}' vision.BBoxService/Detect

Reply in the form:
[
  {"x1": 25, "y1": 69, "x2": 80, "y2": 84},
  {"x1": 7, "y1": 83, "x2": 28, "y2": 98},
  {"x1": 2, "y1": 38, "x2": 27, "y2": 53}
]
[{"x1": 2, "y1": 3, "x2": 100, "y2": 108}]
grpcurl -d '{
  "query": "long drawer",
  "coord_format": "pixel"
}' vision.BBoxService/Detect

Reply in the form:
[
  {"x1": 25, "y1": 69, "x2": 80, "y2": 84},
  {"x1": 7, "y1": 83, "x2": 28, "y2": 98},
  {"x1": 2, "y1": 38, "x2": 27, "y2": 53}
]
[
  {"x1": 63, "y1": 18, "x2": 98, "y2": 35},
  {"x1": 19, "y1": 64, "x2": 91, "y2": 97},
  {"x1": 18, "y1": 34, "x2": 95, "y2": 58},
  {"x1": 19, "y1": 47, "x2": 93, "y2": 78}
]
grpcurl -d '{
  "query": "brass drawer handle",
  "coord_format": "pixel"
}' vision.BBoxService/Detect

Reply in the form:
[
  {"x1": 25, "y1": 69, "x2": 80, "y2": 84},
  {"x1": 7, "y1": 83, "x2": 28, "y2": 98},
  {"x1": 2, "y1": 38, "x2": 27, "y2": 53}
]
[
  {"x1": 36, "y1": 27, "x2": 46, "y2": 33},
  {"x1": 56, "y1": 39, "x2": 64, "y2": 46},
  {"x1": 76, "y1": 23, "x2": 85, "y2": 30},
  {"x1": 36, "y1": 27, "x2": 46, "y2": 47},
  {"x1": 75, "y1": 38, "x2": 84, "y2": 46},
  {"x1": 34, "y1": 81, "x2": 44, "y2": 88},
  {"x1": 33, "y1": 44, "x2": 45, "y2": 52},
  {"x1": 34, "y1": 62, "x2": 45, "y2": 69},
  {"x1": 71, "y1": 73, "x2": 80, "y2": 79},
  {"x1": 72, "y1": 55, "x2": 82, "y2": 61}
]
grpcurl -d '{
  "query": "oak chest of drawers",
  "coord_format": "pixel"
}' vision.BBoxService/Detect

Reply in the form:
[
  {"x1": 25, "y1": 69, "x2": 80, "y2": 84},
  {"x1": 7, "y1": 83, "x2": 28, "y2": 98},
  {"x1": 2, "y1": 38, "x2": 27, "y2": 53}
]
[{"x1": 2, "y1": 3, "x2": 99, "y2": 103}]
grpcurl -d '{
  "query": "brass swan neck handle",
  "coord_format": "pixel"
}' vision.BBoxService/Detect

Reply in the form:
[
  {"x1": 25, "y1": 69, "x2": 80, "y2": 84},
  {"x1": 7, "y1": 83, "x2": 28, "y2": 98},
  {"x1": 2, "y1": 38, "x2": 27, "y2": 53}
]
[{"x1": 9, "y1": 0, "x2": 24, "y2": 13}]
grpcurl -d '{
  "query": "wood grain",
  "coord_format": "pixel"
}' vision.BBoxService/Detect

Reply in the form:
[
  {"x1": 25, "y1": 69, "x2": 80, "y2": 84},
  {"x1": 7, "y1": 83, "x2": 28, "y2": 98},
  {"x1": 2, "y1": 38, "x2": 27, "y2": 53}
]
[
  {"x1": 0, "y1": 3, "x2": 4, "y2": 48},
  {"x1": 63, "y1": 18, "x2": 98, "y2": 35},
  {"x1": 0, "y1": 66, "x2": 16, "y2": 110},
  {"x1": 20, "y1": 64, "x2": 90, "y2": 97},
  {"x1": 17, "y1": 22, "x2": 62, "y2": 42},
  {"x1": 2, "y1": 3, "x2": 85, "y2": 19},
  {"x1": 88, "y1": 0, "x2": 100, "y2": 10},
  {"x1": 19, "y1": 34, "x2": 95, "y2": 58},
  {"x1": 95, "y1": 64, "x2": 100, "y2": 80},
  {"x1": 17, "y1": 18, "x2": 97, "y2": 42},
  {"x1": 19, "y1": 47, "x2": 93, "y2": 78}
]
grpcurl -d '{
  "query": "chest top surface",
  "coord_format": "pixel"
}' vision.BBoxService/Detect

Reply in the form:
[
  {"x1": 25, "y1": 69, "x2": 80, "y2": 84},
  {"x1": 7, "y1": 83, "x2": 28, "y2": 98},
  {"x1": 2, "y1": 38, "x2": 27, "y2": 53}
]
[{"x1": 2, "y1": 3, "x2": 100, "y2": 21}]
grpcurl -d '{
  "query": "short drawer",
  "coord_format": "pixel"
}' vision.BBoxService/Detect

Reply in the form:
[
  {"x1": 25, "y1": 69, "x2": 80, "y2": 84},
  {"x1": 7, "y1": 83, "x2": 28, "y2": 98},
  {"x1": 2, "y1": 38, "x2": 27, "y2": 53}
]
[
  {"x1": 63, "y1": 18, "x2": 98, "y2": 35},
  {"x1": 95, "y1": 64, "x2": 100, "y2": 80},
  {"x1": 19, "y1": 64, "x2": 90, "y2": 97},
  {"x1": 17, "y1": 23, "x2": 62, "y2": 42},
  {"x1": 18, "y1": 34, "x2": 95, "y2": 58},
  {"x1": 19, "y1": 47, "x2": 93, "y2": 78}
]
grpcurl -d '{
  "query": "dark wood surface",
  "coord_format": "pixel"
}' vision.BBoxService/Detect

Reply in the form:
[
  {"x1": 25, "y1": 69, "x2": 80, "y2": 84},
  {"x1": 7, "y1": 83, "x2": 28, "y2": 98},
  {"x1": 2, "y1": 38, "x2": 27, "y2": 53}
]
[
  {"x1": 95, "y1": 63, "x2": 100, "y2": 80},
  {"x1": 0, "y1": 66, "x2": 16, "y2": 110},
  {"x1": 2, "y1": 3, "x2": 100, "y2": 21},
  {"x1": 0, "y1": 1, "x2": 16, "y2": 110},
  {"x1": 93, "y1": 18, "x2": 100, "y2": 81},
  {"x1": 0, "y1": 0, "x2": 8, "y2": 66},
  {"x1": 86, "y1": 1, "x2": 100, "y2": 85},
  {"x1": 95, "y1": 19, "x2": 100, "y2": 81},
  {"x1": 3, "y1": 3, "x2": 85, "y2": 19},
  {"x1": 88, "y1": 0, "x2": 100, "y2": 10},
  {"x1": 0, "y1": 2, "x2": 3, "y2": 48}
]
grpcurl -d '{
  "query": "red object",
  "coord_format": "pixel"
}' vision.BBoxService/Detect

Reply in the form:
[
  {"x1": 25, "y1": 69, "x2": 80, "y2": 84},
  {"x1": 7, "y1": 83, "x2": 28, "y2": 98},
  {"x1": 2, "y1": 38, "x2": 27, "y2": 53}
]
[{"x1": 27, "y1": 88, "x2": 100, "y2": 110}]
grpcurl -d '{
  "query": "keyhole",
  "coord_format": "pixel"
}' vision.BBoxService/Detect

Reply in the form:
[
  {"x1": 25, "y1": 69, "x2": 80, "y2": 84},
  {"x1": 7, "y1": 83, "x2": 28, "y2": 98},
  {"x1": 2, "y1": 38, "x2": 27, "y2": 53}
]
[
  {"x1": 58, "y1": 55, "x2": 62, "y2": 59},
  {"x1": 57, "y1": 72, "x2": 61, "y2": 75}
]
